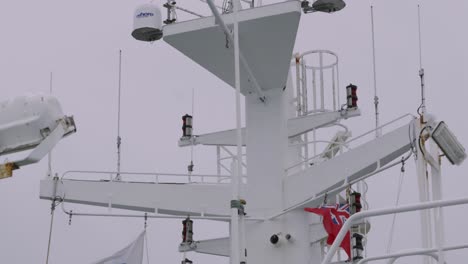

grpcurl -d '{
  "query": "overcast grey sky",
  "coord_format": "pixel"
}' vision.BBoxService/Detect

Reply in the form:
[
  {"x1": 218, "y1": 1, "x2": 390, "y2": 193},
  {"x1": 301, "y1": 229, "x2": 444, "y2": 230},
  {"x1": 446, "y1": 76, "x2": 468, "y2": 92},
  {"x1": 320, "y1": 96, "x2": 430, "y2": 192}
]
[{"x1": 0, "y1": 0, "x2": 467, "y2": 263}]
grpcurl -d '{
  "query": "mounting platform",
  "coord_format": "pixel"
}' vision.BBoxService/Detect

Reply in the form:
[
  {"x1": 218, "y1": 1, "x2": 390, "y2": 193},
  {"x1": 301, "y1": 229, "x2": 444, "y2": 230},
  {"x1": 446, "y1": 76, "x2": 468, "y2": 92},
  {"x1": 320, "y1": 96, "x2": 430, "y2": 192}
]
[{"x1": 163, "y1": 1, "x2": 301, "y2": 94}]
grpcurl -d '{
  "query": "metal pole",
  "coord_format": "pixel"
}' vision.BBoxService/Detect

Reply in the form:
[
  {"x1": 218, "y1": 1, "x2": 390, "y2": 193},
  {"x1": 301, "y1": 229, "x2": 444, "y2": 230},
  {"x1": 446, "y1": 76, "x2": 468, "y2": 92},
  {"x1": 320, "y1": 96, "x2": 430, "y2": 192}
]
[
  {"x1": 45, "y1": 175, "x2": 59, "y2": 264},
  {"x1": 295, "y1": 54, "x2": 302, "y2": 115},
  {"x1": 47, "y1": 72, "x2": 53, "y2": 177},
  {"x1": 332, "y1": 66, "x2": 336, "y2": 111},
  {"x1": 418, "y1": 5, "x2": 426, "y2": 117},
  {"x1": 301, "y1": 59, "x2": 309, "y2": 162},
  {"x1": 415, "y1": 122, "x2": 433, "y2": 264},
  {"x1": 319, "y1": 51, "x2": 325, "y2": 110},
  {"x1": 232, "y1": 1, "x2": 243, "y2": 263},
  {"x1": 429, "y1": 141, "x2": 445, "y2": 264},
  {"x1": 370, "y1": 6, "x2": 381, "y2": 137},
  {"x1": 116, "y1": 50, "x2": 123, "y2": 181},
  {"x1": 320, "y1": 197, "x2": 468, "y2": 264}
]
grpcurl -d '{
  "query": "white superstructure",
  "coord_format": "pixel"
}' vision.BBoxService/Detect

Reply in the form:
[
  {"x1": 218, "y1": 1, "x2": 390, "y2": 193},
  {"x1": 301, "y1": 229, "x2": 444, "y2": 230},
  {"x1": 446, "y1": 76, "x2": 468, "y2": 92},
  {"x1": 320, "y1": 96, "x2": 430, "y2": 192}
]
[{"x1": 38, "y1": 1, "x2": 467, "y2": 264}]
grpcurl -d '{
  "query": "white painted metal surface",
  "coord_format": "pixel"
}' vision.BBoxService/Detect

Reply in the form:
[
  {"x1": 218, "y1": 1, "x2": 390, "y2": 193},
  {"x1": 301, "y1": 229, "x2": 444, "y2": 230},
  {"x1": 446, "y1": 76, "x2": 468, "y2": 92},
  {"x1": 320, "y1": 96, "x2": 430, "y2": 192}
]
[
  {"x1": 0, "y1": 94, "x2": 69, "y2": 155},
  {"x1": 163, "y1": 1, "x2": 301, "y2": 95},
  {"x1": 40, "y1": 178, "x2": 235, "y2": 216},
  {"x1": 284, "y1": 122, "x2": 413, "y2": 209}
]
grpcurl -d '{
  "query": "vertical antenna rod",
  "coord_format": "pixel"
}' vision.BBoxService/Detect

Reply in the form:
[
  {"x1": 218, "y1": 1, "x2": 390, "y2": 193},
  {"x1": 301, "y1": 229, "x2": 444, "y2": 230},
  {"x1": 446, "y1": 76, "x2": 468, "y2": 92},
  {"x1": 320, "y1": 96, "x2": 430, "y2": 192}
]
[
  {"x1": 417, "y1": 5, "x2": 426, "y2": 118},
  {"x1": 116, "y1": 50, "x2": 123, "y2": 181},
  {"x1": 370, "y1": 6, "x2": 381, "y2": 137},
  {"x1": 48, "y1": 72, "x2": 53, "y2": 176}
]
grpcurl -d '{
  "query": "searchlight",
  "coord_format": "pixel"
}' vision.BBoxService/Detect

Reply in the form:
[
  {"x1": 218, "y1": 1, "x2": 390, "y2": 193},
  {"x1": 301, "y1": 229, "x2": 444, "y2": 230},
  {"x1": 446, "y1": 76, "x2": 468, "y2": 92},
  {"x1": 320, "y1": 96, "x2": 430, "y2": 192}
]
[{"x1": 431, "y1": 121, "x2": 466, "y2": 165}]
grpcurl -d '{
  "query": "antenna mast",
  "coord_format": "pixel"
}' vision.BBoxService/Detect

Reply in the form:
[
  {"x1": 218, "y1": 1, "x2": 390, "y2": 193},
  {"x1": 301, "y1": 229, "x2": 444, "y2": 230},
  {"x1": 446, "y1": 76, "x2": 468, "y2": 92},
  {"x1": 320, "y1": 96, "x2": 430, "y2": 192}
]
[
  {"x1": 116, "y1": 50, "x2": 123, "y2": 181},
  {"x1": 417, "y1": 5, "x2": 426, "y2": 118},
  {"x1": 370, "y1": 6, "x2": 380, "y2": 137},
  {"x1": 48, "y1": 72, "x2": 53, "y2": 177}
]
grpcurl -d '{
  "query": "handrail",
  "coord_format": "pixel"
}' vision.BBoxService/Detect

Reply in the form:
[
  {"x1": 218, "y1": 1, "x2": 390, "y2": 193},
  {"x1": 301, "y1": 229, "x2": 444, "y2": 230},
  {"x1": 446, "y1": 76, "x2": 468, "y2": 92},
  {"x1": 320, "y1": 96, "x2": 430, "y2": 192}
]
[
  {"x1": 61, "y1": 170, "x2": 226, "y2": 180},
  {"x1": 60, "y1": 170, "x2": 242, "y2": 185},
  {"x1": 286, "y1": 113, "x2": 416, "y2": 171},
  {"x1": 288, "y1": 140, "x2": 350, "y2": 149},
  {"x1": 357, "y1": 243, "x2": 468, "y2": 264},
  {"x1": 321, "y1": 197, "x2": 468, "y2": 264}
]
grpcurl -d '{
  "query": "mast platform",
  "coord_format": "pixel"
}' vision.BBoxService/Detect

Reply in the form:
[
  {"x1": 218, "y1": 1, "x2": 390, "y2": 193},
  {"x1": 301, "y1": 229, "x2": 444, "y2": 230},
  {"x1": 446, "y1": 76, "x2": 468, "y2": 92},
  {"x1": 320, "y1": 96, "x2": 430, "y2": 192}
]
[{"x1": 163, "y1": 1, "x2": 301, "y2": 95}]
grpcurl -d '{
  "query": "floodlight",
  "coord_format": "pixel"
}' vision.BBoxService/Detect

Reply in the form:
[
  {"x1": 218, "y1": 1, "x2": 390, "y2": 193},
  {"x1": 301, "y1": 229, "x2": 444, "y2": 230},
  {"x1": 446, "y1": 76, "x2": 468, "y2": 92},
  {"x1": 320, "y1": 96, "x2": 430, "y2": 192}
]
[
  {"x1": 0, "y1": 94, "x2": 76, "y2": 179},
  {"x1": 431, "y1": 121, "x2": 466, "y2": 165},
  {"x1": 132, "y1": 4, "x2": 163, "y2": 42}
]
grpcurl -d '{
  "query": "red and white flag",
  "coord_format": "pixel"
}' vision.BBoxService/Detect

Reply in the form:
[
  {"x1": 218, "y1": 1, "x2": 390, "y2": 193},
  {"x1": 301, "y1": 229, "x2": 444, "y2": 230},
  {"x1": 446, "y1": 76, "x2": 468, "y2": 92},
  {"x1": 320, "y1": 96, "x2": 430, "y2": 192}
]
[{"x1": 305, "y1": 204, "x2": 351, "y2": 258}]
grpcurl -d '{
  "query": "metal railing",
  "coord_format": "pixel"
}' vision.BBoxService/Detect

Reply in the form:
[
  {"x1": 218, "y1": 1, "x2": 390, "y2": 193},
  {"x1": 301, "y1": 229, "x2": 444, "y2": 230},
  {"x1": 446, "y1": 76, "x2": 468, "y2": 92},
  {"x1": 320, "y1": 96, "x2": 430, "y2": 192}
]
[
  {"x1": 357, "y1": 244, "x2": 468, "y2": 264},
  {"x1": 61, "y1": 170, "x2": 241, "y2": 185},
  {"x1": 320, "y1": 197, "x2": 468, "y2": 264},
  {"x1": 286, "y1": 113, "x2": 416, "y2": 173}
]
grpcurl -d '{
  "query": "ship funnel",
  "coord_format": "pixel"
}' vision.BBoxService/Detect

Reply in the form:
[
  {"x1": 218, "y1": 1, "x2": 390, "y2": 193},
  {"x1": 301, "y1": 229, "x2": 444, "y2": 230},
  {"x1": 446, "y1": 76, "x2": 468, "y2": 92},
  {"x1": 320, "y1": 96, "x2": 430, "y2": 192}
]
[{"x1": 132, "y1": 4, "x2": 163, "y2": 42}]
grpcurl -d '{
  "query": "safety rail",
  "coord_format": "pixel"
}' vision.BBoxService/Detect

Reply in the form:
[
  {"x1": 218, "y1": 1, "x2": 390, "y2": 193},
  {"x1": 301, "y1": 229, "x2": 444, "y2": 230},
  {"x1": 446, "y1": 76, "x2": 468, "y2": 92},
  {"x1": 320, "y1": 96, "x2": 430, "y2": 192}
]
[
  {"x1": 357, "y1": 243, "x2": 468, "y2": 264},
  {"x1": 320, "y1": 197, "x2": 468, "y2": 264},
  {"x1": 60, "y1": 170, "x2": 244, "y2": 185},
  {"x1": 293, "y1": 50, "x2": 341, "y2": 115},
  {"x1": 290, "y1": 49, "x2": 343, "y2": 176},
  {"x1": 285, "y1": 113, "x2": 416, "y2": 173}
]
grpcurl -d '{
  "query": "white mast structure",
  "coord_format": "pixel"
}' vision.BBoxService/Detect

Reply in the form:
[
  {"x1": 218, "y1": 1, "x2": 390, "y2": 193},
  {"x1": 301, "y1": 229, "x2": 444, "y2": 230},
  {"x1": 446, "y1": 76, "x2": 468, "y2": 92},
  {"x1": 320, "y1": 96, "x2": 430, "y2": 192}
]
[{"x1": 39, "y1": 1, "x2": 467, "y2": 264}]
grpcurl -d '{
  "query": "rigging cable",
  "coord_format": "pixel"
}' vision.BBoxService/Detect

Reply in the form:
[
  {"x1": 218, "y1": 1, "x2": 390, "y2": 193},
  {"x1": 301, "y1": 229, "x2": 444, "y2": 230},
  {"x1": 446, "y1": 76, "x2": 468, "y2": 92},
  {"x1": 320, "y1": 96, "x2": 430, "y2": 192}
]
[
  {"x1": 370, "y1": 5, "x2": 381, "y2": 138},
  {"x1": 116, "y1": 50, "x2": 123, "y2": 181},
  {"x1": 386, "y1": 157, "x2": 406, "y2": 253}
]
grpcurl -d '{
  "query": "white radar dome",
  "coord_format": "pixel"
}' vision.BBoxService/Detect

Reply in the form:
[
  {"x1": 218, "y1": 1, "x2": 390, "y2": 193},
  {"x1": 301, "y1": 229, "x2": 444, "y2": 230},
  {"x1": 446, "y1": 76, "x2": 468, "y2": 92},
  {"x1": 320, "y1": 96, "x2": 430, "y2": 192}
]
[{"x1": 132, "y1": 4, "x2": 163, "y2": 42}]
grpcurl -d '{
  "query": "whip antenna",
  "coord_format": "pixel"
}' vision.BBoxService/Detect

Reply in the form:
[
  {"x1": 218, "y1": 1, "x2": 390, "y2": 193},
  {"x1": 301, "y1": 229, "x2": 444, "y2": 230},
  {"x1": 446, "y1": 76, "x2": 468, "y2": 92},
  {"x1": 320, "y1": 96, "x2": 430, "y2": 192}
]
[
  {"x1": 47, "y1": 72, "x2": 53, "y2": 177},
  {"x1": 116, "y1": 50, "x2": 123, "y2": 180},
  {"x1": 370, "y1": 5, "x2": 380, "y2": 137},
  {"x1": 417, "y1": 5, "x2": 426, "y2": 118}
]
